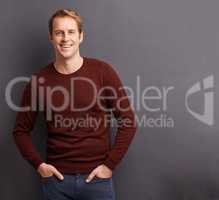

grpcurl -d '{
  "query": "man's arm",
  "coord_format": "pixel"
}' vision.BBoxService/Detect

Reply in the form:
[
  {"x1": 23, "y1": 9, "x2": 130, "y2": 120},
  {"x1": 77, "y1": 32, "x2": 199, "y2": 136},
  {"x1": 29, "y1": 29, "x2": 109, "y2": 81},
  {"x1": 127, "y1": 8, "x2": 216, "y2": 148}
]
[
  {"x1": 101, "y1": 63, "x2": 138, "y2": 171},
  {"x1": 12, "y1": 78, "x2": 44, "y2": 170}
]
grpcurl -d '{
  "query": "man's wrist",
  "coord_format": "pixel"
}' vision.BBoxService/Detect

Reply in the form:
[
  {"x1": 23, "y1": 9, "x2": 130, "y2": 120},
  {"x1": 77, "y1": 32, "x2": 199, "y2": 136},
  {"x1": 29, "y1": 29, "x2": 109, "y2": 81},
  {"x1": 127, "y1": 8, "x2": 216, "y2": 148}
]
[
  {"x1": 36, "y1": 161, "x2": 45, "y2": 171},
  {"x1": 102, "y1": 161, "x2": 114, "y2": 171}
]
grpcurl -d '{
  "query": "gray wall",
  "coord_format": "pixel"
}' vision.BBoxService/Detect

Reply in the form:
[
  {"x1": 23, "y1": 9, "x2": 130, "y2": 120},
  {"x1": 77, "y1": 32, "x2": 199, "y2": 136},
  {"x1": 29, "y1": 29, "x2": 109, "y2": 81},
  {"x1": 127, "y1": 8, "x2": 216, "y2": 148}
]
[{"x1": 2, "y1": 0, "x2": 219, "y2": 199}]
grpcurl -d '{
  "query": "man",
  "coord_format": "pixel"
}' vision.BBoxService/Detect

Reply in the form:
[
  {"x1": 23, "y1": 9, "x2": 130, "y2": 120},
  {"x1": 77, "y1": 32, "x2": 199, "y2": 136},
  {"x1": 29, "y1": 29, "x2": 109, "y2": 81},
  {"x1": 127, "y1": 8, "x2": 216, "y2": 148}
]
[{"x1": 13, "y1": 9, "x2": 137, "y2": 200}]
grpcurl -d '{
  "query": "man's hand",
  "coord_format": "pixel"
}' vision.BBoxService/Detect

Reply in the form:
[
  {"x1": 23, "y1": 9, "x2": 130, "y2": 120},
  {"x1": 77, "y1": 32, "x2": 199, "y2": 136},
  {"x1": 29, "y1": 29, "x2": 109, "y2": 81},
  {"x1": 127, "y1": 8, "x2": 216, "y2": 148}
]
[
  {"x1": 37, "y1": 163, "x2": 64, "y2": 180},
  {"x1": 86, "y1": 164, "x2": 112, "y2": 183}
]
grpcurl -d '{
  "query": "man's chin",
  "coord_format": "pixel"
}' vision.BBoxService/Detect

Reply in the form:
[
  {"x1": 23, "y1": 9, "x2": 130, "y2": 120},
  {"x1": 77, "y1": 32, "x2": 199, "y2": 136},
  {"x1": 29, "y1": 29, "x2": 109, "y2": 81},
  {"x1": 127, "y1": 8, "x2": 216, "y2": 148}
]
[{"x1": 59, "y1": 53, "x2": 74, "y2": 59}]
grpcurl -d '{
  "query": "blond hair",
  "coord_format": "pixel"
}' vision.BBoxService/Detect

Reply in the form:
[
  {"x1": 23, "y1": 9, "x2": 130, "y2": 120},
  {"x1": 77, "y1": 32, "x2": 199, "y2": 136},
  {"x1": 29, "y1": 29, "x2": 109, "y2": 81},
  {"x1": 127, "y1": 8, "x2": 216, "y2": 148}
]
[{"x1": 48, "y1": 9, "x2": 83, "y2": 35}]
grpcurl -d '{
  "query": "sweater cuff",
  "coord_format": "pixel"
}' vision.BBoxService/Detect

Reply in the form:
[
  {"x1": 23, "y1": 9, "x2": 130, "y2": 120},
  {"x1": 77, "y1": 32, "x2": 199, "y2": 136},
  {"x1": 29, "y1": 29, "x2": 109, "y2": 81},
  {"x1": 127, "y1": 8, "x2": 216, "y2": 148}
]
[
  {"x1": 31, "y1": 158, "x2": 44, "y2": 171},
  {"x1": 102, "y1": 159, "x2": 117, "y2": 171}
]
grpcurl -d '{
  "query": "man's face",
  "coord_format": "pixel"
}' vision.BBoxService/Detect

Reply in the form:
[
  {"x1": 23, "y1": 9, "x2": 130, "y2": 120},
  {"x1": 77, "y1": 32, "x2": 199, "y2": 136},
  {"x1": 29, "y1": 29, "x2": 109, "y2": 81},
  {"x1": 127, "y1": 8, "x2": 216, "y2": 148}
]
[{"x1": 50, "y1": 16, "x2": 83, "y2": 59}]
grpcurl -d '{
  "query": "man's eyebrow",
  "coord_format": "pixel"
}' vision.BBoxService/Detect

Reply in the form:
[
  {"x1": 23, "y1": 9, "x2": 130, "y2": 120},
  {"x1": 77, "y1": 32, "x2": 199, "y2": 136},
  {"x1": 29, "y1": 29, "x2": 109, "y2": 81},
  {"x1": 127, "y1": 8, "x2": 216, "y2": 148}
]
[
  {"x1": 54, "y1": 29, "x2": 63, "y2": 32},
  {"x1": 54, "y1": 29, "x2": 76, "y2": 32}
]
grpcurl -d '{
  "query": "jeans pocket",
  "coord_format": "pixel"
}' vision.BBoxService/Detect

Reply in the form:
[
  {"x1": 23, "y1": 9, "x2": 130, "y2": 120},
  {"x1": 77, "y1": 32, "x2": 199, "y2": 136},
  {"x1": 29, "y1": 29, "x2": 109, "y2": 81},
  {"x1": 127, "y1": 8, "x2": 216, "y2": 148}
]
[
  {"x1": 93, "y1": 176, "x2": 112, "y2": 182},
  {"x1": 41, "y1": 175, "x2": 54, "y2": 182}
]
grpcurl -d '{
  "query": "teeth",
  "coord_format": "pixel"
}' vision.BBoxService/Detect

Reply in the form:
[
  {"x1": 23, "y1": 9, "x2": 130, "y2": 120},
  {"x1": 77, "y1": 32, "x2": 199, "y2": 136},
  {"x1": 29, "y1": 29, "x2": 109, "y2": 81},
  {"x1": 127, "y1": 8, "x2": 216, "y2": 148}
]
[{"x1": 60, "y1": 44, "x2": 72, "y2": 48}]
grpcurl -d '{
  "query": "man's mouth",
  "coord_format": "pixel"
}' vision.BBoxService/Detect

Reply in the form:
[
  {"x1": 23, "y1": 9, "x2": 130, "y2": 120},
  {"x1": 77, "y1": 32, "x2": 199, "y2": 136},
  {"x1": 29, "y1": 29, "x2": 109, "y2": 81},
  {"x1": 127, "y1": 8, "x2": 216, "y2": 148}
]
[{"x1": 59, "y1": 44, "x2": 73, "y2": 49}]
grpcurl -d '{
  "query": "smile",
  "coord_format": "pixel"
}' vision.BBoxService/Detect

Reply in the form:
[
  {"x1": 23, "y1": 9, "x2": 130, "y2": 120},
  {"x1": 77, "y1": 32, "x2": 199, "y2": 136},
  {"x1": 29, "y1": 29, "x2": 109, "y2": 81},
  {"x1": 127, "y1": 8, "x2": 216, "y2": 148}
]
[{"x1": 60, "y1": 44, "x2": 73, "y2": 48}]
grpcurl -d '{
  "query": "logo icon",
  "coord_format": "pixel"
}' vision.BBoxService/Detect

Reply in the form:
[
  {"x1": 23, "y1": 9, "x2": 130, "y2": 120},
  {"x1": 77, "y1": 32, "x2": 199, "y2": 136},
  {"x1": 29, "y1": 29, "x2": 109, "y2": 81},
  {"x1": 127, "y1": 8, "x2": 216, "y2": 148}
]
[{"x1": 185, "y1": 75, "x2": 214, "y2": 126}]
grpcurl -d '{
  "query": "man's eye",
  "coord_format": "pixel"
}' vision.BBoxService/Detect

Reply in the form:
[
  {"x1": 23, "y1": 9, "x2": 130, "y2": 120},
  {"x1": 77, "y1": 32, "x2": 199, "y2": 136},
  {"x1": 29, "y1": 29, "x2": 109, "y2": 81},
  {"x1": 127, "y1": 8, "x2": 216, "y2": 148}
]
[
  {"x1": 55, "y1": 32, "x2": 63, "y2": 35},
  {"x1": 69, "y1": 31, "x2": 75, "y2": 34}
]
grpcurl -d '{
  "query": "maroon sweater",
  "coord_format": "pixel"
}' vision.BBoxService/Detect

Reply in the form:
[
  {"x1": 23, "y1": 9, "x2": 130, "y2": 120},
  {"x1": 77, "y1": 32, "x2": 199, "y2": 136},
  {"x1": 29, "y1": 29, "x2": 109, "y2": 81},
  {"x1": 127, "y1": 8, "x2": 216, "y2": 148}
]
[{"x1": 13, "y1": 57, "x2": 137, "y2": 173}]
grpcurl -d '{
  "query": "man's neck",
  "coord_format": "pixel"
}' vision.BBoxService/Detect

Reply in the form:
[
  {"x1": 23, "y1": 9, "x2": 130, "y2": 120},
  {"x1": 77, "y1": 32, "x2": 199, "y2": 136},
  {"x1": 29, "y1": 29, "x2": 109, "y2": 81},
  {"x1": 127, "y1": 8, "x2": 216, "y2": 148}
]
[{"x1": 54, "y1": 54, "x2": 84, "y2": 75}]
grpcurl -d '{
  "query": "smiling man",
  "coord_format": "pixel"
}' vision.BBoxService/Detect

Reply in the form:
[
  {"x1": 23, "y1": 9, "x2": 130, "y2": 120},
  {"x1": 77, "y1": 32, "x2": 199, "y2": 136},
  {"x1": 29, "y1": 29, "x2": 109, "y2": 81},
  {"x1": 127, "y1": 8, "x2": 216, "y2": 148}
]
[{"x1": 12, "y1": 9, "x2": 137, "y2": 200}]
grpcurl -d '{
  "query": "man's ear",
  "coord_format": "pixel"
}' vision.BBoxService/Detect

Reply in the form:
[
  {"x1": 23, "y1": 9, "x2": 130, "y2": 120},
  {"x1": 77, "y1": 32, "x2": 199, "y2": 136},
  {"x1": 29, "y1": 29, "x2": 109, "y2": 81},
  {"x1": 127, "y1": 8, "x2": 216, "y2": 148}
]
[
  {"x1": 79, "y1": 31, "x2": 84, "y2": 43},
  {"x1": 48, "y1": 33, "x2": 53, "y2": 42}
]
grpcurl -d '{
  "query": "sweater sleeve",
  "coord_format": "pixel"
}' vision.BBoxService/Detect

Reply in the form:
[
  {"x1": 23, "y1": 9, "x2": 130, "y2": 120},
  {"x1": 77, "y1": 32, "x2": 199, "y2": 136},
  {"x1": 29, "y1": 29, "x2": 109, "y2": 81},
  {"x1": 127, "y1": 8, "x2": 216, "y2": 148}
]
[
  {"x1": 102, "y1": 63, "x2": 137, "y2": 170},
  {"x1": 12, "y1": 78, "x2": 44, "y2": 170}
]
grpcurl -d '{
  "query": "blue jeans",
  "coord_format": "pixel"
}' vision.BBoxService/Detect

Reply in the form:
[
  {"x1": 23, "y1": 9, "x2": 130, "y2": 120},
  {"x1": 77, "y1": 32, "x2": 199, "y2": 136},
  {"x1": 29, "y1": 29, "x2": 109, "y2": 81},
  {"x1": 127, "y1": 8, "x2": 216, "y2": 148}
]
[{"x1": 41, "y1": 173, "x2": 116, "y2": 200}]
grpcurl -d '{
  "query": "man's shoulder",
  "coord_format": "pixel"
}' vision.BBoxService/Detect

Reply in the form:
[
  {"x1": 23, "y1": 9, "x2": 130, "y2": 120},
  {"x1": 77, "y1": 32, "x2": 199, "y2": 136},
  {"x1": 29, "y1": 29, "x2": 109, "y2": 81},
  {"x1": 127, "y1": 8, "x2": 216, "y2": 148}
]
[
  {"x1": 32, "y1": 62, "x2": 53, "y2": 77},
  {"x1": 86, "y1": 57, "x2": 121, "y2": 84},
  {"x1": 86, "y1": 57, "x2": 115, "y2": 72}
]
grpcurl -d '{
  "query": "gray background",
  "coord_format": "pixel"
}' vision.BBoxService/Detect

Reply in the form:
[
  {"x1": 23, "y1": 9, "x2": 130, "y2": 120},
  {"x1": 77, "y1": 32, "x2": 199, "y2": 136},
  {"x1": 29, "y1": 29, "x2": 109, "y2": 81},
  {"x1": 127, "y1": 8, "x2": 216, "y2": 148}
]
[{"x1": 2, "y1": 0, "x2": 219, "y2": 199}]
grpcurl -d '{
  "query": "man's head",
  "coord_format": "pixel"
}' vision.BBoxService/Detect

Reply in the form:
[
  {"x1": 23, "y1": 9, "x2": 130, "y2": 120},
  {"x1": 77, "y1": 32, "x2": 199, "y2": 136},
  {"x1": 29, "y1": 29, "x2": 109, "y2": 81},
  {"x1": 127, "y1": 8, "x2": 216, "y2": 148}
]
[{"x1": 48, "y1": 9, "x2": 84, "y2": 59}]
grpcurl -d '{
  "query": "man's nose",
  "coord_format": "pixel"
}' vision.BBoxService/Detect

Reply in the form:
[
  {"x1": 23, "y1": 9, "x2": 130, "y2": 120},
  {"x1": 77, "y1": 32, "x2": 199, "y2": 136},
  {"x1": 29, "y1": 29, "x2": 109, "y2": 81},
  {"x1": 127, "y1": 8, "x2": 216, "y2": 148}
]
[{"x1": 62, "y1": 32, "x2": 70, "y2": 41}]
